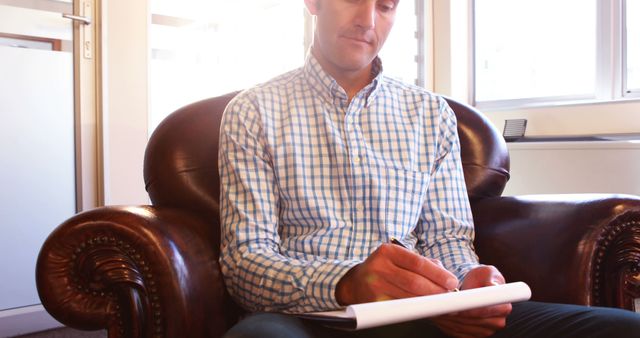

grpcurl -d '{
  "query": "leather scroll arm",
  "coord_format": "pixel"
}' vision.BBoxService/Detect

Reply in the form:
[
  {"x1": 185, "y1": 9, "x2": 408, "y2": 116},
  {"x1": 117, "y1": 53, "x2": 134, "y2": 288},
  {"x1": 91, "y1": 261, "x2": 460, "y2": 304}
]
[
  {"x1": 471, "y1": 194, "x2": 640, "y2": 310},
  {"x1": 36, "y1": 206, "x2": 231, "y2": 338}
]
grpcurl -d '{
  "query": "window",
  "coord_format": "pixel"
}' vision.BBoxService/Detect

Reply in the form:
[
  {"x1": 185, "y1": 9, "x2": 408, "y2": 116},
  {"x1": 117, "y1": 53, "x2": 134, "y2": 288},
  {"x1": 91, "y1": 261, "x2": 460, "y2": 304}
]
[
  {"x1": 625, "y1": 0, "x2": 640, "y2": 93},
  {"x1": 379, "y1": 0, "x2": 420, "y2": 85},
  {"x1": 474, "y1": 0, "x2": 638, "y2": 107},
  {"x1": 474, "y1": 0, "x2": 595, "y2": 103},
  {"x1": 148, "y1": 0, "x2": 420, "y2": 131},
  {"x1": 149, "y1": 0, "x2": 307, "y2": 130}
]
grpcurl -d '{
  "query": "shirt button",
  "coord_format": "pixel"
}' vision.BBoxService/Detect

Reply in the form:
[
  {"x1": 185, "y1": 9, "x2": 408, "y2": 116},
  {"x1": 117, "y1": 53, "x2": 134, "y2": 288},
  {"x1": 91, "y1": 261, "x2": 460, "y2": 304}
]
[
  {"x1": 356, "y1": 203, "x2": 365, "y2": 212},
  {"x1": 353, "y1": 156, "x2": 361, "y2": 164}
]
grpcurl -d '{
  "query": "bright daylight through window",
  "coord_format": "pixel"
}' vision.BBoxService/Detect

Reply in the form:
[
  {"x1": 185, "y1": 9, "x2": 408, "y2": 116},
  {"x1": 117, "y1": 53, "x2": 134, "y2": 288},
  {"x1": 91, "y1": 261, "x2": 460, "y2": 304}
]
[
  {"x1": 149, "y1": 0, "x2": 418, "y2": 133},
  {"x1": 626, "y1": 0, "x2": 640, "y2": 93},
  {"x1": 474, "y1": 0, "x2": 596, "y2": 104},
  {"x1": 149, "y1": 0, "x2": 305, "y2": 131}
]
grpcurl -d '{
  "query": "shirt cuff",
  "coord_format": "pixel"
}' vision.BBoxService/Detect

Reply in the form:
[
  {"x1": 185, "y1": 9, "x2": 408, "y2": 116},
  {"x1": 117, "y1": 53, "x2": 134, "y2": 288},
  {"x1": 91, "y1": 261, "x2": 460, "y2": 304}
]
[{"x1": 305, "y1": 259, "x2": 361, "y2": 311}]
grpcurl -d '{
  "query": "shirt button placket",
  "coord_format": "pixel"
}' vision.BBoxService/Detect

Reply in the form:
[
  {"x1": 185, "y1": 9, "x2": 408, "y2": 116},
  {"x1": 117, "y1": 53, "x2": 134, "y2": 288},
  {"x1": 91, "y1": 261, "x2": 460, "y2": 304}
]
[{"x1": 347, "y1": 105, "x2": 365, "y2": 257}]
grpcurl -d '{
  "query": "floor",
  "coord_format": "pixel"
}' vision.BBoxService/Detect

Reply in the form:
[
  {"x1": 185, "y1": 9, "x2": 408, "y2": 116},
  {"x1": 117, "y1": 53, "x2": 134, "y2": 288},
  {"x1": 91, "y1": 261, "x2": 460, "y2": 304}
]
[{"x1": 13, "y1": 328, "x2": 106, "y2": 338}]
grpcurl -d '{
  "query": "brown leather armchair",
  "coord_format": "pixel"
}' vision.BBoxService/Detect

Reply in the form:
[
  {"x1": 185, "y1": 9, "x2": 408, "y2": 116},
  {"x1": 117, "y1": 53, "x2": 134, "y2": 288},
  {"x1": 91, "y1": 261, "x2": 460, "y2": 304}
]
[{"x1": 36, "y1": 92, "x2": 640, "y2": 337}]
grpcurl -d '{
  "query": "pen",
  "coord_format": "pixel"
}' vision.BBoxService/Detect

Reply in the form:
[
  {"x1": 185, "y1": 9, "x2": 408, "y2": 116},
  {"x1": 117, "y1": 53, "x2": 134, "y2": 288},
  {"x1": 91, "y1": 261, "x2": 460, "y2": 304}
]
[
  {"x1": 389, "y1": 237, "x2": 460, "y2": 292},
  {"x1": 390, "y1": 237, "x2": 406, "y2": 248}
]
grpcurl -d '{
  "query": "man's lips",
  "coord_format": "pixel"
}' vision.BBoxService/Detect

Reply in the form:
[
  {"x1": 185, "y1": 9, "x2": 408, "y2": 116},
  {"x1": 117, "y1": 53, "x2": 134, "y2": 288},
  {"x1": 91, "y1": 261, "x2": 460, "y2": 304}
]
[{"x1": 341, "y1": 35, "x2": 373, "y2": 45}]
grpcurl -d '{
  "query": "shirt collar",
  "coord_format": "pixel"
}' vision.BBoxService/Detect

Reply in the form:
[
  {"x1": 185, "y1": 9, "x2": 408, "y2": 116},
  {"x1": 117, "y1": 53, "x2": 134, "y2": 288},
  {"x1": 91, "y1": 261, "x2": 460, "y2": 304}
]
[{"x1": 304, "y1": 50, "x2": 384, "y2": 107}]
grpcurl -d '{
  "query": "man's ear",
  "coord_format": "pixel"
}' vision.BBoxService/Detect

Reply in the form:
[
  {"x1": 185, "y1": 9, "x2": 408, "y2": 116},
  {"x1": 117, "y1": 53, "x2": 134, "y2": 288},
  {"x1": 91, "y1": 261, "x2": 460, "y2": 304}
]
[{"x1": 304, "y1": 0, "x2": 320, "y2": 15}]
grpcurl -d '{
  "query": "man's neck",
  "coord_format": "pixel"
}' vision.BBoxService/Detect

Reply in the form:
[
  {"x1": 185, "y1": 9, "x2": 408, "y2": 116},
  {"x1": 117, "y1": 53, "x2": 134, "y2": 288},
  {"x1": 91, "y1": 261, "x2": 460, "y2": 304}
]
[
  {"x1": 336, "y1": 68, "x2": 374, "y2": 102},
  {"x1": 311, "y1": 50, "x2": 374, "y2": 102}
]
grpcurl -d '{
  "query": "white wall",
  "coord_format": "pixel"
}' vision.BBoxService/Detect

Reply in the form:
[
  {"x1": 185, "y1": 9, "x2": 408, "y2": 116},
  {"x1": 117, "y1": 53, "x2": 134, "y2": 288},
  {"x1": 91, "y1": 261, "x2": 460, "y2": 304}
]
[
  {"x1": 484, "y1": 98, "x2": 640, "y2": 197},
  {"x1": 101, "y1": 0, "x2": 150, "y2": 205},
  {"x1": 504, "y1": 141, "x2": 640, "y2": 196}
]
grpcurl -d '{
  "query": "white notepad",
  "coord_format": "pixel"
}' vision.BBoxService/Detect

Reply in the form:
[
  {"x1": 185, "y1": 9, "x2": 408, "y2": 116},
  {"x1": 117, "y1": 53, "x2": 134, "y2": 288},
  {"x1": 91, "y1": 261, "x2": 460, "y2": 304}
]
[{"x1": 298, "y1": 281, "x2": 531, "y2": 330}]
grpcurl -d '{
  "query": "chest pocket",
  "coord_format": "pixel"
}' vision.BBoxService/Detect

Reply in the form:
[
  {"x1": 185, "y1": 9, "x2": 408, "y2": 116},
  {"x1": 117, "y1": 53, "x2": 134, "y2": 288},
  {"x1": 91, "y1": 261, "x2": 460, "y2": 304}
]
[{"x1": 366, "y1": 165, "x2": 430, "y2": 239}]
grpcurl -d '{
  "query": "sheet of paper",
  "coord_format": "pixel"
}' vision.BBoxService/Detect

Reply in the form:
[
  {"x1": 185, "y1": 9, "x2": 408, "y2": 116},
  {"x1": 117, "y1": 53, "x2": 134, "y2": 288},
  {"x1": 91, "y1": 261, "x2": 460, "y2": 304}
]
[
  {"x1": 351, "y1": 281, "x2": 530, "y2": 329},
  {"x1": 303, "y1": 281, "x2": 531, "y2": 330}
]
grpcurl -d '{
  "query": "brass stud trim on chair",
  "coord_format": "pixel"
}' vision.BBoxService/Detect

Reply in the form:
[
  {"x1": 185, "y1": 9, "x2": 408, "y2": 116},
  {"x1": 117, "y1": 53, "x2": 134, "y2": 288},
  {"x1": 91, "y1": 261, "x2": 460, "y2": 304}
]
[
  {"x1": 593, "y1": 215, "x2": 640, "y2": 309},
  {"x1": 68, "y1": 233, "x2": 164, "y2": 337}
]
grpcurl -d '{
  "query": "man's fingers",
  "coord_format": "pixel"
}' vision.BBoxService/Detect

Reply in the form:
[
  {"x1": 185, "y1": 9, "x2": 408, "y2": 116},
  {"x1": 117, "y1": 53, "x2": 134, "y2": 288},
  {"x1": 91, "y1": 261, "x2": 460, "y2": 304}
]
[
  {"x1": 411, "y1": 255, "x2": 458, "y2": 291},
  {"x1": 429, "y1": 265, "x2": 511, "y2": 338},
  {"x1": 429, "y1": 258, "x2": 444, "y2": 268},
  {"x1": 380, "y1": 264, "x2": 457, "y2": 297},
  {"x1": 380, "y1": 244, "x2": 458, "y2": 291},
  {"x1": 344, "y1": 243, "x2": 460, "y2": 303},
  {"x1": 460, "y1": 265, "x2": 505, "y2": 289}
]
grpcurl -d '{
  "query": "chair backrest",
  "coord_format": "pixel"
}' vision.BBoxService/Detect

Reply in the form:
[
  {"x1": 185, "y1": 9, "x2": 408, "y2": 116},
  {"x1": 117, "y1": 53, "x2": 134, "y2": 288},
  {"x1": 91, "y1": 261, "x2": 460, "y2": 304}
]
[
  {"x1": 144, "y1": 92, "x2": 238, "y2": 221},
  {"x1": 444, "y1": 98, "x2": 510, "y2": 201},
  {"x1": 143, "y1": 92, "x2": 510, "y2": 231}
]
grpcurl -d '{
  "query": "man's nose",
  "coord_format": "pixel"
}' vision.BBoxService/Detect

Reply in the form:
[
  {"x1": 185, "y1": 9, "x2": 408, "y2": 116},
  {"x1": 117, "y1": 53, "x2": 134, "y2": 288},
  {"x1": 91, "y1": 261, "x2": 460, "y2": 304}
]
[{"x1": 355, "y1": 1, "x2": 376, "y2": 29}]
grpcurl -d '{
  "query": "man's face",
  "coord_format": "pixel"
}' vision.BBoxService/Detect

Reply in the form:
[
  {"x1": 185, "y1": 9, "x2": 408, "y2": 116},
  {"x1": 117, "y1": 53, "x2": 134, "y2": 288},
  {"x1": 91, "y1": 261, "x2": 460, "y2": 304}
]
[{"x1": 306, "y1": 0, "x2": 399, "y2": 75}]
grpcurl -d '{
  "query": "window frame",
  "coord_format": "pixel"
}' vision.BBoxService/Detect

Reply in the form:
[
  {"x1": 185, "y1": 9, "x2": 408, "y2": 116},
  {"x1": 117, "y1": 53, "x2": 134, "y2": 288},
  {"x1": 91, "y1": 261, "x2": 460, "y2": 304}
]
[
  {"x1": 623, "y1": 0, "x2": 640, "y2": 97},
  {"x1": 471, "y1": 0, "x2": 640, "y2": 109}
]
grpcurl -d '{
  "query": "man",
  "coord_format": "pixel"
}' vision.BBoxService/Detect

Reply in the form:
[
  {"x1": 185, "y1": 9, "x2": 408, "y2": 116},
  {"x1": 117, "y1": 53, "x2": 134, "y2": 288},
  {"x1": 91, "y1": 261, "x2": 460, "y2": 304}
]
[{"x1": 219, "y1": 1, "x2": 640, "y2": 337}]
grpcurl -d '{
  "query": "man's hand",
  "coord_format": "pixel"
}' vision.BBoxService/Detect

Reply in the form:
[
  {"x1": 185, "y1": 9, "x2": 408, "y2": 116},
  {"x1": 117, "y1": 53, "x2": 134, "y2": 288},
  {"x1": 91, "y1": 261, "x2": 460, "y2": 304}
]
[
  {"x1": 335, "y1": 243, "x2": 458, "y2": 305},
  {"x1": 431, "y1": 265, "x2": 512, "y2": 338}
]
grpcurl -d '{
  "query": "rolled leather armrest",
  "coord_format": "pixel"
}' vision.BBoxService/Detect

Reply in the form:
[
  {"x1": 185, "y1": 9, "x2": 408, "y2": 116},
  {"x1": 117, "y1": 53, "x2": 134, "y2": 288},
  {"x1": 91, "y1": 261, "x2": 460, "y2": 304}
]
[
  {"x1": 471, "y1": 194, "x2": 640, "y2": 311},
  {"x1": 36, "y1": 205, "x2": 236, "y2": 338}
]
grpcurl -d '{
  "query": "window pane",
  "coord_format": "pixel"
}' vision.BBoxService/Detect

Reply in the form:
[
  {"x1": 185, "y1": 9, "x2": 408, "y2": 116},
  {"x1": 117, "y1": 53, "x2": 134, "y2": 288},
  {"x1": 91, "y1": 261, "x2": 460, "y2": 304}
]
[
  {"x1": 627, "y1": 0, "x2": 640, "y2": 91},
  {"x1": 379, "y1": 1, "x2": 419, "y2": 85},
  {"x1": 474, "y1": 0, "x2": 596, "y2": 102},
  {"x1": 149, "y1": 0, "x2": 305, "y2": 131}
]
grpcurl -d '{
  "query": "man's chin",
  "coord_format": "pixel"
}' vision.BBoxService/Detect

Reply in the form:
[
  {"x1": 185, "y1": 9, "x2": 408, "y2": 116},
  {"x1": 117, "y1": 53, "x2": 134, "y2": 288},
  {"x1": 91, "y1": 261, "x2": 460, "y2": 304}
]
[{"x1": 336, "y1": 56, "x2": 376, "y2": 72}]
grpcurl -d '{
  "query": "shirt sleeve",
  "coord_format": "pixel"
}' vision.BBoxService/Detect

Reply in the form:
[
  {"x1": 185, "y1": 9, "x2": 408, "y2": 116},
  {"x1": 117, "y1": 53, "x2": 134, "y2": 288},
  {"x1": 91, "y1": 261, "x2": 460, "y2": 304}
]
[
  {"x1": 414, "y1": 96, "x2": 480, "y2": 281},
  {"x1": 218, "y1": 92, "x2": 360, "y2": 314}
]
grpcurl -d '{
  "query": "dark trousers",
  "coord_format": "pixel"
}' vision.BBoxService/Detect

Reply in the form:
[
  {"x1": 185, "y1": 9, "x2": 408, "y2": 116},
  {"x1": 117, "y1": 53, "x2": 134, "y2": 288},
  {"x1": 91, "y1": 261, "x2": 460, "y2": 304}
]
[{"x1": 223, "y1": 301, "x2": 640, "y2": 338}]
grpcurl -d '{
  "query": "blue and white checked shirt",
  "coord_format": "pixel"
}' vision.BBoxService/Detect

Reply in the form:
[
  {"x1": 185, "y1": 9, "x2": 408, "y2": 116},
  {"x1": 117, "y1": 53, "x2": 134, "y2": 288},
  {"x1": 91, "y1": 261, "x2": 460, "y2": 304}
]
[{"x1": 219, "y1": 53, "x2": 479, "y2": 314}]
